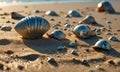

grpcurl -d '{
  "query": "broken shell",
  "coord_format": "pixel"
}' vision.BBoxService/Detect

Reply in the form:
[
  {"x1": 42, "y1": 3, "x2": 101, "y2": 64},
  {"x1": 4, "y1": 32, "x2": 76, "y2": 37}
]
[
  {"x1": 96, "y1": 1, "x2": 115, "y2": 13},
  {"x1": 1, "y1": 26, "x2": 12, "y2": 31},
  {"x1": 45, "y1": 11, "x2": 58, "y2": 16},
  {"x1": 67, "y1": 10, "x2": 81, "y2": 17},
  {"x1": 108, "y1": 36, "x2": 118, "y2": 41},
  {"x1": 79, "y1": 15, "x2": 97, "y2": 24},
  {"x1": 73, "y1": 24, "x2": 96, "y2": 38},
  {"x1": 14, "y1": 16, "x2": 50, "y2": 39},
  {"x1": 11, "y1": 11, "x2": 25, "y2": 19},
  {"x1": 93, "y1": 39, "x2": 111, "y2": 50},
  {"x1": 48, "y1": 30, "x2": 66, "y2": 40}
]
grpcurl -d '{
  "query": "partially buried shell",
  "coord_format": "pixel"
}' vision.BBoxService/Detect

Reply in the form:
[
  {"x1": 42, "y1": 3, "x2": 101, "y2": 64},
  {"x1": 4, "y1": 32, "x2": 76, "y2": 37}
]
[
  {"x1": 73, "y1": 24, "x2": 95, "y2": 38},
  {"x1": 48, "y1": 29, "x2": 66, "y2": 40},
  {"x1": 79, "y1": 15, "x2": 97, "y2": 24},
  {"x1": 14, "y1": 16, "x2": 50, "y2": 39},
  {"x1": 11, "y1": 11, "x2": 25, "y2": 19},
  {"x1": 93, "y1": 39, "x2": 111, "y2": 50},
  {"x1": 45, "y1": 11, "x2": 58, "y2": 16},
  {"x1": 96, "y1": 1, "x2": 115, "y2": 13},
  {"x1": 66, "y1": 10, "x2": 81, "y2": 17}
]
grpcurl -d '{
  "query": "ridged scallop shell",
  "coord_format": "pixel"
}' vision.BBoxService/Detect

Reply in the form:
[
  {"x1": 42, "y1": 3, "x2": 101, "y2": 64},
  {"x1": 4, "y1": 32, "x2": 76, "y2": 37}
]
[
  {"x1": 73, "y1": 24, "x2": 95, "y2": 38},
  {"x1": 45, "y1": 11, "x2": 58, "y2": 16},
  {"x1": 96, "y1": 1, "x2": 115, "y2": 13},
  {"x1": 67, "y1": 10, "x2": 81, "y2": 17},
  {"x1": 79, "y1": 15, "x2": 96, "y2": 24},
  {"x1": 14, "y1": 16, "x2": 50, "y2": 39},
  {"x1": 93, "y1": 39, "x2": 111, "y2": 50},
  {"x1": 48, "y1": 29, "x2": 66, "y2": 40}
]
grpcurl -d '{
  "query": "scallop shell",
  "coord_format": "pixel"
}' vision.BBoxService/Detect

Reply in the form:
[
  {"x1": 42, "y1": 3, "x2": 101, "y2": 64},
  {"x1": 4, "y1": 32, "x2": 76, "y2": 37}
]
[
  {"x1": 67, "y1": 10, "x2": 81, "y2": 17},
  {"x1": 79, "y1": 15, "x2": 96, "y2": 24},
  {"x1": 96, "y1": 1, "x2": 115, "y2": 13},
  {"x1": 45, "y1": 11, "x2": 58, "y2": 16},
  {"x1": 14, "y1": 16, "x2": 50, "y2": 39},
  {"x1": 48, "y1": 29, "x2": 66, "y2": 40},
  {"x1": 93, "y1": 39, "x2": 111, "y2": 50},
  {"x1": 11, "y1": 11, "x2": 25, "y2": 19},
  {"x1": 73, "y1": 24, "x2": 95, "y2": 38}
]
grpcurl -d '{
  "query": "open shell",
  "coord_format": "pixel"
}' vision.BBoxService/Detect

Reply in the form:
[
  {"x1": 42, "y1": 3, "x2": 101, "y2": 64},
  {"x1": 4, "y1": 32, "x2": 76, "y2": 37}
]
[
  {"x1": 93, "y1": 39, "x2": 111, "y2": 50},
  {"x1": 14, "y1": 16, "x2": 50, "y2": 39},
  {"x1": 45, "y1": 11, "x2": 58, "y2": 16},
  {"x1": 96, "y1": 1, "x2": 115, "y2": 13},
  {"x1": 79, "y1": 15, "x2": 97, "y2": 24},
  {"x1": 73, "y1": 24, "x2": 96, "y2": 38},
  {"x1": 48, "y1": 29, "x2": 66, "y2": 40},
  {"x1": 66, "y1": 10, "x2": 81, "y2": 17}
]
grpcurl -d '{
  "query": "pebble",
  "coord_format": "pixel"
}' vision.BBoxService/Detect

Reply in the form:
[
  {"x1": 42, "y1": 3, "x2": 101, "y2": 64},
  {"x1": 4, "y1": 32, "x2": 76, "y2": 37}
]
[
  {"x1": 95, "y1": 29, "x2": 101, "y2": 35},
  {"x1": 18, "y1": 65, "x2": 24, "y2": 70},
  {"x1": 47, "y1": 57, "x2": 56, "y2": 63},
  {"x1": 5, "y1": 50, "x2": 14, "y2": 55},
  {"x1": 108, "y1": 36, "x2": 118, "y2": 41},
  {"x1": 106, "y1": 20, "x2": 111, "y2": 24},
  {"x1": 64, "y1": 23, "x2": 72, "y2": 30},
  {"x1": 1, "y1": 26, "x2": 12, "y2": 31},
  {"x1": 69, "y1": 42, "x2": 76, "y2": 47},
  {"x1": 35, "y1": 10, "x2": 40, "y2": 13},
  {"x1": 71, "y1": 49, "x2": 77, "y2": 55}
]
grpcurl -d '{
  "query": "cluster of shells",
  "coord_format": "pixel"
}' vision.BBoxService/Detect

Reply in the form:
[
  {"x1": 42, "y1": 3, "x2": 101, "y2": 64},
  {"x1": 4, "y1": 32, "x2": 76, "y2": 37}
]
[{"x1": 13, "y1": 1, "x2": 117, "y2": 50}]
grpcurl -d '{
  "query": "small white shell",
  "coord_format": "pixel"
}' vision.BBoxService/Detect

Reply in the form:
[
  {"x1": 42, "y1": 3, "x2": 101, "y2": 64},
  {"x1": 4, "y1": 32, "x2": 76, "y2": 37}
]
[
  {"x1": 49, "y1": 29, "x2": 66, "y2": 40},
  {"x1": 67, "y1": 10, "x2": 81, "y2": 17},
  {"x1": 14, "y1": 16, "x2": 50, "y2": 39},
  {"x1": 73, "y1": 24, "x2": 95, "y2": 38},
  {"x1": 79, "y1": 15, "x2": 96, "y2": 24},
  {"x1": 11, "y1": 11, "x2": 25, "y2": 19},
  {"x1": 96, "y1": 1, "x2": 115, "y2": 13},
  {"x1": 45, "y1": 11, "x2": 58, "y2": 16},
  {"x1": 93, "y1": 39, "x2": 111, "y2": 50}
]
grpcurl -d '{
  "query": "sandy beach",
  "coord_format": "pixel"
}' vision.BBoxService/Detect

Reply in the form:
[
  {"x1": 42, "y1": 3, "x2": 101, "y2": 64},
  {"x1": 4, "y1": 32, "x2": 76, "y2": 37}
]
[{"x1": 0, "y1": 1, "x2": 120, "y2": 72}]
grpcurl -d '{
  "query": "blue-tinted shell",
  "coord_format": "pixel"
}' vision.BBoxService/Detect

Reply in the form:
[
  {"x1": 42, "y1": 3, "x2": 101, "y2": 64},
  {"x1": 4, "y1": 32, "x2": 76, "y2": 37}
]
[
  {"x1": 45, "y1": 11, "x2": 58, "y2": 16},
  {"x1": 14, "y1": 16, "x2": 50, "y2": 39},
  {"x1": 67, "y1": 10, "x2": 81, "y2": 17}
]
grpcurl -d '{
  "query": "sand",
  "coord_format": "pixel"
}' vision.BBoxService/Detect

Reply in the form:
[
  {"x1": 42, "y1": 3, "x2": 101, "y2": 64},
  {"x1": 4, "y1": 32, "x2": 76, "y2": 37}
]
[{"x1": 0, "y1": 1, "x2": 120, "y2": 72}]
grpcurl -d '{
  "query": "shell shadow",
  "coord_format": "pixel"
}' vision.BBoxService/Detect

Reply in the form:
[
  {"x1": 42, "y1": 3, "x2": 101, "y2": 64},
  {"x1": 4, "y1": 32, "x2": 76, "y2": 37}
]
[
  {"x1": 79, "y1": 36, "x2": 102, "y2": 46},
  {"x1": 111, "y1": 12, "x2": 120, "y2": 15},
  {"x1": 92, "y1": 23, "x2": 104, "y2": 27},
  {"x1": 23, "y1": 38, "x2": 70, "y2": 54},
  {"x1": 94, "y1": 48, "x2": 120, "y2": 58},
  {"x1": 0, "y1": 39, "x2": 11, "y2": 45}
]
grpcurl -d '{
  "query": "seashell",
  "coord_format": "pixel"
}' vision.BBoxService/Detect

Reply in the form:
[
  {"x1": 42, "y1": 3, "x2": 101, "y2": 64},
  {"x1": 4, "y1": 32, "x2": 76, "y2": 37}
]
[
  {"x1": 48, "y1": 29, "x2": 66, "y2": 40},
  {"x1": 71, "y1": 49, "x2": 77, "y2": 55},
  {"x1": 93, "y1": 39, "x2": 111, "y2": 50},
  {"x1": 108, "y1": 36, "x2": 118, "y2": 41},
  {"x1": 11, "y1": 11, "x2": 25, "y2": 19},
  {"x1": 79, "y1": 15, "x2": 97, "y2": 24},
  {"x1": 96, "y1": 1, "x2": 115, "y2": 13},
  {"x1": 73, "y1": 24, "x2": 96, "y2": 38},
  {"x1": 64, "y1": 23, "x2": 72, "y2": 30},
  {"x1": 66, "y1": 10, "x2": 81, "y2": 17},
  {"x1": 14, "y1": 16, "x2": 50, "y2": 39},
  {"x1": 45, "y1": 11, "x2": 58, "y2": 16},
  {"x1": 1, "y1": 26, "x2": 12, "y2": 31}
]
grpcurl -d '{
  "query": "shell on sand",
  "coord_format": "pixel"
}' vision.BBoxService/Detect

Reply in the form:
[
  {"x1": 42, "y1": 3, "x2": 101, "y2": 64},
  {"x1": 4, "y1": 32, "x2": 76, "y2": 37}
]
[
  {"x1": 45, "y1": 11, "x2": 58, "y2": 16},
  {"x1": 108, "y1": 36, "x2": 118, "y2": 41},
  {"x1": 93, "y1": 39, "x2": 111, "y2": 50},
  {"x1": 48, "y1": 29, "x2": 66, "y2": 40},
  {"x1": 73, "y1": 24, "x2": 96, "y2": 38},
  {"x1": 14, "y1": 16, "x2": 50, "y2": 39},
  {"x1": 79, "y1": 15, "x2": 97, "y2": 24},
  {"x1": 96, "y1": 1, "x2": 115, "y2": 13},
  {"x1": 11, "y1": 11, "x2": 25, "y2": 19},
  {"x1": 66, "y1": 10, "x2": 81, "y2": 17}
]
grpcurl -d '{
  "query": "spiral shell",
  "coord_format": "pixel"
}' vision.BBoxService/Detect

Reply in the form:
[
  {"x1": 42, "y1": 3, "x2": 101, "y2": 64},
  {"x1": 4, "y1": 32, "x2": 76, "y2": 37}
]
[
  {"x1": 73, "y1": 24, "x2": 96, "y2": 38},
  {"x1": 67, "y1": 10, "x2": 81, "y2": 17},
  {"x1": 96, "y1": 1, "x2": 115, "y2": 13},
  {"x1": 93, "y1": 39, "x2": 111, "y2": 50},
  {"x1": 48, "y1": 29, "x2": 66, "y2": 40},
  {"x1": 14, "y1": 16, "x2": 50, "y2": 39},
  {"x1": 79, "y1": 15, "x2": 96, "y2": 24},
  {"x1": 45, "y1": 11, "x2": 58, "y2": 16}
]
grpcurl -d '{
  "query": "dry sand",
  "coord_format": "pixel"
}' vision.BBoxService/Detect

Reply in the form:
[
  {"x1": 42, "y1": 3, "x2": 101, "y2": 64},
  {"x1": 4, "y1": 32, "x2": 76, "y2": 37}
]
[{"x1": 0, "y1": 2, "x2": 120, "y2": 72}]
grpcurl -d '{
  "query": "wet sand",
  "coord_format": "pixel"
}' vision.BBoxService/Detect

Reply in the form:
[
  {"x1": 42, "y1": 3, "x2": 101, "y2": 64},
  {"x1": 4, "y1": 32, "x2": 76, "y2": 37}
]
[{"x1": 0, "y1": 2, "x2": 120, "y2": 72}]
